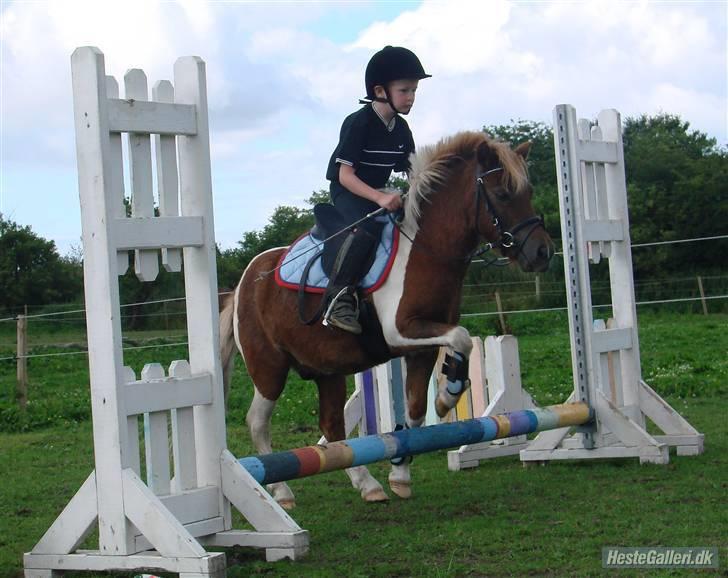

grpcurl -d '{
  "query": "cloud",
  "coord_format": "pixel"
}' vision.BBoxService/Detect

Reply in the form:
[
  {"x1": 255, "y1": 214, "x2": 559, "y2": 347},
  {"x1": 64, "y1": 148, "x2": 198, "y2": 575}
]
[
  {"x1": 1, "y1": 0, "x2": 725, "y2": 255},
  {"x1": 347, "y1": 0, "x2": 726, "y2": 144}
]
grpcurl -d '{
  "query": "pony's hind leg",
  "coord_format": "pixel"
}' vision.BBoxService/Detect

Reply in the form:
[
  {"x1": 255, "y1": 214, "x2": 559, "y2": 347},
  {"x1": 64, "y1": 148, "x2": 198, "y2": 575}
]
[
  {"x1": 246, "y1": 356, "x2": 297, "y2": 510},
  {"x1": 315, "y1": 374, "x2": 388, "y2": 503}
]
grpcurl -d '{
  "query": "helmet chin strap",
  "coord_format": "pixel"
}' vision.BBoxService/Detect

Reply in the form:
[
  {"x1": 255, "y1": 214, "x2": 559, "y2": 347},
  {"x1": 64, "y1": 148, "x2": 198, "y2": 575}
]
[{"x1": 373, "y1": 88, "x2": 407, "y2": 116}]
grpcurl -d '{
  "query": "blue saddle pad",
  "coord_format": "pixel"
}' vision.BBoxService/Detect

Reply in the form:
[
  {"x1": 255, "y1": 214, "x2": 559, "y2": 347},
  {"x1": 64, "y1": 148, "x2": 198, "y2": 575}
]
[{"x1": 275, "y1": 217, "x2": 399, "y2": 294}]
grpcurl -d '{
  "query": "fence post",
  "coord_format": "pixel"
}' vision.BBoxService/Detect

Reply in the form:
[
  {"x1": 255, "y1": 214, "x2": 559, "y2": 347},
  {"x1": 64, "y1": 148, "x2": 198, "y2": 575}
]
[
  {"x1": 494, "y1": 290, "x2": 507, "y2": 334},
  {"x1": 16, "y1": 312, "x2": 28, "y2": 409},
  {"x1": 535, "y1": 275, "x2": 541, "y2": 301},
  {"x1": 696, "y1": 276, "x2": 708, "y2": 315}
]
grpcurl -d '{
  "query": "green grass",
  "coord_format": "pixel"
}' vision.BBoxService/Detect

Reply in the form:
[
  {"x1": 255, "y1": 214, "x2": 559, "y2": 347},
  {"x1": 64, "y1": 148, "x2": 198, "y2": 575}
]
[{"x1": 1, "y1": 313, "x2": 726, "y2": 576}]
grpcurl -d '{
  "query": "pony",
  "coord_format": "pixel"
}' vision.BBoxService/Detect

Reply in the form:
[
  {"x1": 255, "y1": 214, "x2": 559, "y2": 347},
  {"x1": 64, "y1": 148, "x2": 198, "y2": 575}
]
[{"x1": 220, "y1": 131, "x2": 554, "y2": 508}]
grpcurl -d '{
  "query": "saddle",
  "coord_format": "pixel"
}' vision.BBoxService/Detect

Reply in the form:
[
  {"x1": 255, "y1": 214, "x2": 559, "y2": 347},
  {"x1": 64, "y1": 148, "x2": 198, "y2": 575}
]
[{"x1": 275, "y1": 203, "x2": 399, "y2": 295}]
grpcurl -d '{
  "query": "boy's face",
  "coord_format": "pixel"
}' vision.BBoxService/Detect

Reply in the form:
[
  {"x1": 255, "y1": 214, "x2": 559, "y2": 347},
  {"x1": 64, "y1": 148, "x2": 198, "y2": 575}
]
[{"x1": 375, "y1": 79, "x2": 420, "y2": 114}]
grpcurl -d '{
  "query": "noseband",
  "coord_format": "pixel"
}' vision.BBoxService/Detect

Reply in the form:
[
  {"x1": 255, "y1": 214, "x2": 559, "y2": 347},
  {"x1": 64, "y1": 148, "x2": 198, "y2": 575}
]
[{"x1": 471, "y1": 167, "x2": 545, "y2": 261}]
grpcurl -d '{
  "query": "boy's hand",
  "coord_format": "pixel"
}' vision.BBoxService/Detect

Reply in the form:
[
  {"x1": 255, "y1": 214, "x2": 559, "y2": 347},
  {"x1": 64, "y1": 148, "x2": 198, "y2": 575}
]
[{"x1": 378, "y1": 191, "x2": 403, "y2": 212}]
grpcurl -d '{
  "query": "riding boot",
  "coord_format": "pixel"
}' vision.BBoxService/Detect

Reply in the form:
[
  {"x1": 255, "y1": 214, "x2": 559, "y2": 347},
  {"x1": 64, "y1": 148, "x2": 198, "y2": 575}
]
[
  {"x1": 323, "y1": 286, "x2": 361, "y2": 334},
  {"x1": 322, "y1": 227, "x2": 378, "y2": 335}
]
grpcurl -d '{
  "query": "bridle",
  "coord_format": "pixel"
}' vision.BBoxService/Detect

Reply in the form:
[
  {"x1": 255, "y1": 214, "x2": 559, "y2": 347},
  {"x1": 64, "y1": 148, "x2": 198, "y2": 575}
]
[
  {"x1": 392, "y1": 166, "x2": 546, "y2": 266},
  {"x1": 469, "y1": 167, "x2": 546, "y2": 263}
]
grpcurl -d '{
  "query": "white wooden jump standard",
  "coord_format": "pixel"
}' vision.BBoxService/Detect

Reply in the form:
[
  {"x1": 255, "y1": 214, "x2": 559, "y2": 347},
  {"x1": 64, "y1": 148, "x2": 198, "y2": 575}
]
[
  {"x1": 448, "y1": 105, "x2": 704, "y2": 470},
  {"x1": 23, "y1": 47, "x2": 307, "y2": 578}
]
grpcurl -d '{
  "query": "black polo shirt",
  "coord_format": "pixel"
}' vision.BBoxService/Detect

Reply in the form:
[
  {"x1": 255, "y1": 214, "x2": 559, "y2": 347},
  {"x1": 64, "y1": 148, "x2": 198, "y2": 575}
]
[{"x1": 327, "y1": 104, "x2": 415, "y2": 201}]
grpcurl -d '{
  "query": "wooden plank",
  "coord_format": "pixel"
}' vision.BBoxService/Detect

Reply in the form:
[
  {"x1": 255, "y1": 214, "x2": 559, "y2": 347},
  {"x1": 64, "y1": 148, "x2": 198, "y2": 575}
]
[
  {"x1": 520, "y1": 445, "x2": 665, "y2": 462},
  {"x1": 122, "y1": 469, "x2": 206, "y2": 558},
  {"x1": 468, "y1": 337, "x2": 486, "y2": 416},
  {"x1": 111, "y1": 216, "x2": 204, "y2": 250},
  {"x1": 199, "y1": 529, "x2": 309, "y2": 549},
  {"x1": 142, "y1": 363, "x2": 171, "y2": 496},
  {"x1": 455, "y1": 387, "x2": 473, "y2": 420},
  {"x1": 71, "y1": 45, "x2": 134, "y2": 556},
  {"x1": 105, "y1": 76, "x2": 131, "y2": 276},
  {"x1": 448, "y1": 439, "x2": 530, "y2": 470},
  {"x1": 169, "y1": 360, "x2": 198, "y2": 491},
  {"x1": 582, "y1": 219, "x2": 624, "y2": 242},
  {"x1": 107, "y1": 98, "x2": 197, "y2": 135},
  {"x1": 174, "y1": 55, "x2": 228, "y2": 500},
  {"x1": 425, "y1": 371, "x2": 440, "y2": 426},
  {"x1": 592, "y1": 124, "x2": 611, "y2": 258},
  {"x1": 598, "y1": 108, "x2": 643, "y2": 413},
  {"x1": 639, "y1": 379, "x2": 703, "y2": 436},
  {"x1": 342, "y1": 389, "x2": 363, "y2": 437},
  {"x1": 374, "y1": 363, "x2": 395, "y2": 432},
  {"x1": 135, "y1": 517, "x2": 225, "y2": 553},
  {"x1": 24, "y1": 551, "x2": 225, "y2": 573},
  {"x1": 359, "y1": 369, "x2": 379, "y2": 435},
  {"x1": 591, "y1": 326, "x2": 632, "y2": 353},
  {"x1": 389, "y1": 357, "x2": 407, "y2": 426},
  {"x1": 153, "y1": 80, "x2": 183, "y2": 272},
  {"x1": 121, "y1": 366, "x2": 142, "y2": 475},
  {"x1": 578, "y1": 119, "x2": 600, "y2": 264},
  {"x1": 319, "y1": 389, "x2": 363, "y2": 444},
  {"x1": 578, "y1": 139, "x2": 618, "y2": 163},
  {"x1": 158, "y1": 486, "x2": 220, "y2": 524},
  {"x1": 219, "y1": 450, "x2": 305, "y2": 534},
  {"x1": 593, "y1": 390, "x2": 663, "y2": 449},
  {"x1": 31, "y1": 472, "x2": 98, "y2": 554},
  {"x1": 124, "y1": 372, "x2": 213, "y2": 415},
  {"x1": 653, "y1": 434, "x2": 704, "y2": 447},
  {"x1": 124, "y1": 68, "x2": 159, "y2": 282}
]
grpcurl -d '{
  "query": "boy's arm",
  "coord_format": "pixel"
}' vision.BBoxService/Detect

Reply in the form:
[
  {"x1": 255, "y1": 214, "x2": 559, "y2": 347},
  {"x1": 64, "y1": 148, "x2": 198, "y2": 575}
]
[{"x1": 339, "y1": 164, "x2": 402, "y2": 212}]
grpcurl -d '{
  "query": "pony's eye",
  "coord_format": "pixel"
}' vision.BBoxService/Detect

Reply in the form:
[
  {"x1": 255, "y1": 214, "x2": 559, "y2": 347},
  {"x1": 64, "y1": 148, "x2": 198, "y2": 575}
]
[{"x1": 495, "y1": 190, "x2": 510, "y2": 203}]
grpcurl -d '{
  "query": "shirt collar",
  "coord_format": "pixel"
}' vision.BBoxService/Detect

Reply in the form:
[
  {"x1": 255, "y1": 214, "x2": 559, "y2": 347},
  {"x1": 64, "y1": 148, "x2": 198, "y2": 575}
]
[{"x1": 372, "y1": 104, "x2": 396, "y2": 132}]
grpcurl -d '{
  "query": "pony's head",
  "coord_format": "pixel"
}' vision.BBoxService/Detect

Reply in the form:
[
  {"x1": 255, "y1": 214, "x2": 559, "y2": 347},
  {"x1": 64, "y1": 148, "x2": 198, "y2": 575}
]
[{"x1": 405, "y1": 132, "x2": 554, "y2": 272}]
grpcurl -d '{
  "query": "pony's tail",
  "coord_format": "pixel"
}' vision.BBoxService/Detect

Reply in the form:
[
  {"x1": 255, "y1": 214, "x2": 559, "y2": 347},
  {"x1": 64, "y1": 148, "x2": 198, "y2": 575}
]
[{"x1": 219, "y1": 291, "x2": 237, "y2": 404}]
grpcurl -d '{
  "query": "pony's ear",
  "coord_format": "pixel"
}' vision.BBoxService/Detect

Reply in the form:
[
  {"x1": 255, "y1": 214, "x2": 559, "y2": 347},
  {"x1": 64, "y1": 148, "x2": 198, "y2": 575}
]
[
  {"x1": 476, "y1": 140, "x2": 500, "y2": 171},
  {"x1": 514, "y1": 141, "x2": 532, "y2": 160}
]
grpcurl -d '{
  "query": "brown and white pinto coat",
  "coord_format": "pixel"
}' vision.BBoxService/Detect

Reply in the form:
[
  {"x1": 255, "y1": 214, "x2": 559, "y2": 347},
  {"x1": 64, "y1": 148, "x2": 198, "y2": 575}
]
[{"x1": 220, "y1": 131, "x2": 554, "y2": 508}]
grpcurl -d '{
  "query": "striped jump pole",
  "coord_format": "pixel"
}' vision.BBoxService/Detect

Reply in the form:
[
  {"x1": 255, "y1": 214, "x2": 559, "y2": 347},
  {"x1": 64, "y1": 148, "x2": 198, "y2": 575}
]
[{"x1": 239, "y1": 402, "x2": 594, "y2": 486}]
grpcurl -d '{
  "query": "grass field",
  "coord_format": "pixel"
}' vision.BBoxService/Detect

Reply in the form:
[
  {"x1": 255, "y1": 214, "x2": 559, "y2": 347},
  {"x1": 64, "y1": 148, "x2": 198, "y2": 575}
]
[{"x1": 0, "y1": 311, "x2": 726, "y2": 576}]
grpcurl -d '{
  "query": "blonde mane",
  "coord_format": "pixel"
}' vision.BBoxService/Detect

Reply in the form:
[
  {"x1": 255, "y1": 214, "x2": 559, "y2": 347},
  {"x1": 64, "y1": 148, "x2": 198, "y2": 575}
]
[{"x1": 403, "y1": 131, "x2": 529, "y2": 233}]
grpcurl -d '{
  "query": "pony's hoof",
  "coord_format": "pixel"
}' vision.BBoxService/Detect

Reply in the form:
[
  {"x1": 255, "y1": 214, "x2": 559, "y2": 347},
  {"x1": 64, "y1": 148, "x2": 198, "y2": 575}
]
[
  {"x1": 277, "y1": 499, "x2": 296, "y2": 511},
  {"x1": 389, "y1": 480, "x2": 412, "y2": 499},
  {"x1": 362, "y1": 488, "x2": 389, "y2": 502}
]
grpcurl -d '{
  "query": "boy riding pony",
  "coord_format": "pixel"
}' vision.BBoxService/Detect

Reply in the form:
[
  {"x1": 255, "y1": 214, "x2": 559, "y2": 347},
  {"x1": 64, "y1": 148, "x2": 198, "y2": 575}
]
[{"x1": 324, "y1": 46, "x2": 431, "y2": 334}]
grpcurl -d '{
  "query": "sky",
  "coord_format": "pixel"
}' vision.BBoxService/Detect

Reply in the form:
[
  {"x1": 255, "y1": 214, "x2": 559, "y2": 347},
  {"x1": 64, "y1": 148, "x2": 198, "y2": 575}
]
[{"x1": 1, "y1": 0, "x2": 726, "y2": 256}]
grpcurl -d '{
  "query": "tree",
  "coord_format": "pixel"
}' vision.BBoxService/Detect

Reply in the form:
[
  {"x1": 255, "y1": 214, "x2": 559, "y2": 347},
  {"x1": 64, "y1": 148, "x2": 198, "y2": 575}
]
[
  {"x1": 622, "y1": 114, "x2": 728, "y2": 275},
  {"x1": 0, "y1": 215, "x2": 82, "y2": 311},
  {"x1": 217, "y1": 190, "x2": 330, "y2": 289}
]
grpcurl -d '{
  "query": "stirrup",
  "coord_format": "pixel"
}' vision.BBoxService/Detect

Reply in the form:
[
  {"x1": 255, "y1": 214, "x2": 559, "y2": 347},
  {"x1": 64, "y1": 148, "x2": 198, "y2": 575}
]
[{"x1": 322, "y1": 287, "x2": 362, "y2": 334}]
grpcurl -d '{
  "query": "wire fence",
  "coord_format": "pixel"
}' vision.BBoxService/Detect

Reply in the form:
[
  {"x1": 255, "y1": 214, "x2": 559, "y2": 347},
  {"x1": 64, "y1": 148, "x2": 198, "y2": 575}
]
[{"x1": 0, "y1": 234, "x2": 726, "y2": 367}]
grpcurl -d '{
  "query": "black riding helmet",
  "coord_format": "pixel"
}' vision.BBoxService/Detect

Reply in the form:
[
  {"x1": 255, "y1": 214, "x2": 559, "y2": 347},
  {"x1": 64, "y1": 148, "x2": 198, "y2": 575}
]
[{"x1": 360, "y1": 46, "x2": 431, "y2": 114}]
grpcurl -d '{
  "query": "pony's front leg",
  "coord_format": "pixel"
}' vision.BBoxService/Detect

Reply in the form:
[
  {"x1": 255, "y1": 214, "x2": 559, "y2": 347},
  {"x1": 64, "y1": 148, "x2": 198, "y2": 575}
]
[
  {"x1": 388, "y1": 351, "x2": 439, "y2": 499},
  {"x1": 385, "y1": 316, "x2": 474, "y2": 418},
  {"x1": 435, "y1": 345, "x2": 472, "y2": 418}
]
